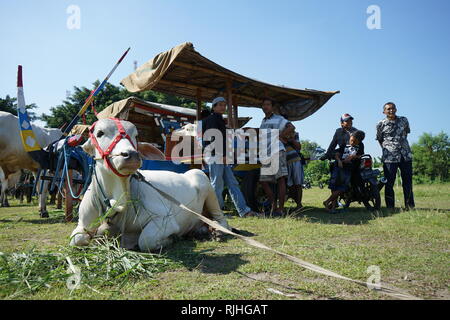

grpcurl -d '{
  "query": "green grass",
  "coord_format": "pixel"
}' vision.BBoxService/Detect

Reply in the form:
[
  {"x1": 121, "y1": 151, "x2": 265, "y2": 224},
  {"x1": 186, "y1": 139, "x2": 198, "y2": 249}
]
[{"x1": 0, "y1": 184, "x2": 449, "y2": 300}]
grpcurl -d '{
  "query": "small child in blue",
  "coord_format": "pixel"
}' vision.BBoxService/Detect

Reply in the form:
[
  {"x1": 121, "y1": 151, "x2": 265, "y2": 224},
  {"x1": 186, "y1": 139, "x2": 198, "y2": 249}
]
[{"x1": 323, "y1": 130, "x2": 365, "y2": 213}]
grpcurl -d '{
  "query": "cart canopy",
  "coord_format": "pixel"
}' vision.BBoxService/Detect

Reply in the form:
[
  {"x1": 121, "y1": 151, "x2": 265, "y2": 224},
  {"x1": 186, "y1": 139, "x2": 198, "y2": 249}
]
[{"x1": 121, "y1": 42, "x2": 339, "y2": 121}]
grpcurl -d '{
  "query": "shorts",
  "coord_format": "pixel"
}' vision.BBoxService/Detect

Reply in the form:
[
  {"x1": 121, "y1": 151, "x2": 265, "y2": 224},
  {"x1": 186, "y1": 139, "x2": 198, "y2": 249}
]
[
  {"x1": 287, "y1": 160, "x2": 304, "y2": 187},
  {"x1": 260, "y1": 150, "x2": 288, "y2": 183},
  {"x1": 328, "y1": 165, "x2": 351, "y2": 192}
]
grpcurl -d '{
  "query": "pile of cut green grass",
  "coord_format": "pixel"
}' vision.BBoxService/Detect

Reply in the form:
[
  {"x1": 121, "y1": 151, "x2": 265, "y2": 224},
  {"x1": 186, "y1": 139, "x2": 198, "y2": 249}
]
[{"x1": 0, "y1": 237, "x2": 175, "y2": 299}]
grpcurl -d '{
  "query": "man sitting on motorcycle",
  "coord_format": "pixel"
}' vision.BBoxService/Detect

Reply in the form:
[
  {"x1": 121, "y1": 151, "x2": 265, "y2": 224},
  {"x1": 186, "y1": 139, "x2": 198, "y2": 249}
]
[
  {"x1": 323, "y1": 130, "x2": 366, "y2": 213},
  {"x1": 321, "y1": 113, "x2": 359, "y2": 160}
]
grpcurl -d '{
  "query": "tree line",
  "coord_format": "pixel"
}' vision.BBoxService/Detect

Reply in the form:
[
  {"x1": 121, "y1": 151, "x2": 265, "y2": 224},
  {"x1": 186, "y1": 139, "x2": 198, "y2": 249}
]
[
  {"x1": 0, "y1": 82, "x2": 448, "y2": 184},
  {"x1": 38, "y1": 81, "x2": 200, "y2": 129},
  {"x1": 0, "y1": 95, "x2": 37, "y2": 120}
]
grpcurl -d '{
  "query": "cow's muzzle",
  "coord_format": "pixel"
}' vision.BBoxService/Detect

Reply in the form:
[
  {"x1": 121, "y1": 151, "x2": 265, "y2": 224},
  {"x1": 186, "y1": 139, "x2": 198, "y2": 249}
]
[
  {"x1": 116, "y1": 150, "x2": 142, "y2": 174},
  {"x1": 120, "y1": 150, "x2": 141, "y2": 162}
]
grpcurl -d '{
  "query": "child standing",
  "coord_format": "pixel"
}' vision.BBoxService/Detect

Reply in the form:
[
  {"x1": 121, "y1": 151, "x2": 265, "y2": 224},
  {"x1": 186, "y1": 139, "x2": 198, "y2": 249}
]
[{"x1": 282, "y1": 123, "x2": 304, "y2": 212}]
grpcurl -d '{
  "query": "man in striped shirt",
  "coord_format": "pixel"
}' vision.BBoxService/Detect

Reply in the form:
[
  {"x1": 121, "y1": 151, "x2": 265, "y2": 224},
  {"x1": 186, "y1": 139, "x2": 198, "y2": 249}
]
[{"x1": 259, "y1": 98, "x2": 290, "y2": 217}]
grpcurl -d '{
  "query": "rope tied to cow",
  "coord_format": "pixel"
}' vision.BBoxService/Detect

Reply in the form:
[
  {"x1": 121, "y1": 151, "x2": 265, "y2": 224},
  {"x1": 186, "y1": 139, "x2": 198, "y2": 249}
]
[{"x1": 131, "y1": 171, "x2": 421, "y2": 300}]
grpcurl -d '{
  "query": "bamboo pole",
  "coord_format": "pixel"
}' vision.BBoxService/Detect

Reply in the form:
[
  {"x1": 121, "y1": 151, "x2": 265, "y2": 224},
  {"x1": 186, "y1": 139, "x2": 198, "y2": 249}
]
[
  {"x1": 233, "y1": 103, "x2": 238, "y2": 129},
  {"x1": 158, "y1": 79, "x2": 262, "y2": 105},
  {"x1": 65, "y1": 170, "x2": 73, "y2": 222},
  {"x1": 226, "y1": 79, "x2": 233, "y2": 127},
  {"x1": 196, "y1": 88, "x2": 202, "y2": 121},
  {"x1": 57, "y1": 193, "x2": 62, "y2": 209}
]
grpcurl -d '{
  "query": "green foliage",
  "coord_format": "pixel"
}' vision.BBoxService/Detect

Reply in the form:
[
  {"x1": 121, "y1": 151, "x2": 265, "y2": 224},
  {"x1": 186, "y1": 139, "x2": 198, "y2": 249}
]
[
  {"x1": 298, "y1": 139, "x2": 330, "y2": 186},
  {"x1": 299, "y1": 139, "x2": 320, "y2": 159},
  {"x1": 411, "y1": 132, "x2": 450, "y2": 183},
  {"x1": 304, "y1": 160, "x2": 330, "y2": 185},
  {"x1": 373, "y1": 156, "x2": 382, "y2": 169},
  {"x1": 0, "y1": 94, "x2": 37, "y2": 120},
  {"x1": 40, "y1": 82, "x2": 200, "y2": 128}
]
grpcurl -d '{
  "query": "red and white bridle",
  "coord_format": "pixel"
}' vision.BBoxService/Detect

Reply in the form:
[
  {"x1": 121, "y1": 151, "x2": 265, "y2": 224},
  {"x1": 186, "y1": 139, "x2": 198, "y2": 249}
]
[{"x1": 89, "y1": 118, "x2": 137, "y2": 178}]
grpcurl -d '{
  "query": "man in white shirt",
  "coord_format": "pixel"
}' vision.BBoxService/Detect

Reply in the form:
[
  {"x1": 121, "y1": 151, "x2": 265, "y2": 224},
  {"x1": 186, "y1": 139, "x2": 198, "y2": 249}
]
[{"x1": 259, "y1": 97, "x2": 290, "y2": 217}]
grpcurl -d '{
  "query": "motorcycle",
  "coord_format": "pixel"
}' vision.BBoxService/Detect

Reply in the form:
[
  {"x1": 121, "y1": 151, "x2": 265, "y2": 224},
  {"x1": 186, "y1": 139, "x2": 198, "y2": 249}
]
[
  {"x1": 317, "y1": 148, "x2": 386, "y2": 211},
  {"x1": 336, "y1": 154, "x2": 386, "y2": 211},
  {"x1": 302, "y1": 173, "x2": 312, "y2": 189}
]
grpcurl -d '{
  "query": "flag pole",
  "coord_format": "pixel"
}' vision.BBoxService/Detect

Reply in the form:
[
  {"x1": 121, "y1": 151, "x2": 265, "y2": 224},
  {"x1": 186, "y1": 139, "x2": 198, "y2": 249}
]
[{"x1": 62, "y1": 47, "x2": 131, "y2": 136}]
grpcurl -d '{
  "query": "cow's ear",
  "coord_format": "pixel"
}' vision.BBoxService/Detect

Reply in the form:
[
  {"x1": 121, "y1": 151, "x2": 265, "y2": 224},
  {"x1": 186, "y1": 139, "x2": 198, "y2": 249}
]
[
  {"x1": 137, "y1": 142, "x2": 165, "y2": 160},
  {"x1": 82, "y1": 139, "x2": 95, "y2": 156}
]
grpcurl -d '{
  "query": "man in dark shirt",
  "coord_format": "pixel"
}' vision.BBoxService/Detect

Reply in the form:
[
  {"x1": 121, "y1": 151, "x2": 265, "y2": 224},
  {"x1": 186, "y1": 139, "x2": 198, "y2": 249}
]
[
  {"x1": 202, "y1": 100, "x2": 227, "y2": 155},
  {"x1": 322, "y1": 113, "x2": 358, "y2": 160},
  {"x1": 202, "y1": 97, "x2": 259, "y2": 218}
]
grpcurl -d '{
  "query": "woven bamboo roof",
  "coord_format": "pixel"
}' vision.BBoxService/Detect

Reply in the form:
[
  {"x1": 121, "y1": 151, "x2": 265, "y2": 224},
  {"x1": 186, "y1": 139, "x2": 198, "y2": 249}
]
[{"x1": 121, "y1": 42, "x2": 339, "y2": 121}]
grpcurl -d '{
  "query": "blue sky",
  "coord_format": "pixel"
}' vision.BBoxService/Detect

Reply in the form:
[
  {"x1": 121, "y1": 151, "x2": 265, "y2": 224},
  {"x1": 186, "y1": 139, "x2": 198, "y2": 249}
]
[{"x1": 1, "y1": 0, "x2": 449, "y2": 157}]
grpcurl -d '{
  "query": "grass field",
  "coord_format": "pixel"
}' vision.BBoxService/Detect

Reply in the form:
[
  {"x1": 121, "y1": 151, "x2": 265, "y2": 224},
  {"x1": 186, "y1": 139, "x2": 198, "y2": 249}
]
[{"x1": 0, "y1": 184, "x2": 449, "y2": 300}]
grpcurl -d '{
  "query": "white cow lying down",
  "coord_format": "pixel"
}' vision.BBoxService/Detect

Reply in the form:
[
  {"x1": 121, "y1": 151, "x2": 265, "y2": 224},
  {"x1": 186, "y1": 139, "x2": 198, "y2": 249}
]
[{"x1": 70, "y1": 118, "x2": 230, "y2": 252}]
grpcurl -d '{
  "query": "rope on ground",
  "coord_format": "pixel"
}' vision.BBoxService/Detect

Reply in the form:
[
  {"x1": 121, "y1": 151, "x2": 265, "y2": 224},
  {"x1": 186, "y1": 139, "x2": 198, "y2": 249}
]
[{"x1": 133, "y1": 172, "x2": 421, "y2": 300}]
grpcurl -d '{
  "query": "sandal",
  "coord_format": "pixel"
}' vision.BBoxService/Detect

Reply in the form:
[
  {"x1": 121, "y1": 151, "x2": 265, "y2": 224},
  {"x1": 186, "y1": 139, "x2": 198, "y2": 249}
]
[
  {"x1": 270, "y1": 211, "x2": 284, "y2": 218},
  {"x1": 288, "y1": 206, "x2": 304, "y2": 215},
  {"x1": 323, "y1": 201, "x2": 332, "y2": 211},
  {"x1": 243, "y1": 211, "x2": 263, "y2": 218}
]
